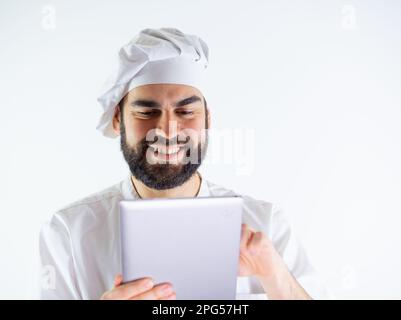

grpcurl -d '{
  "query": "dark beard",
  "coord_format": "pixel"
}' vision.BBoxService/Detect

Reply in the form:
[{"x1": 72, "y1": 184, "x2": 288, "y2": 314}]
[{"x1": 120, "y1": 122, "x2": 208, "y2": 190}]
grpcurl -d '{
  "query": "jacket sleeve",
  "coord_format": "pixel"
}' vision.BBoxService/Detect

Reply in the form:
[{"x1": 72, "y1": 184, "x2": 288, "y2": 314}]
[
  {"x1": 268, "y1": 203, "x2": 332, "y2": 299},
  {"x1": 39, "y1": 213, "x2": 82, "y2": 299}
]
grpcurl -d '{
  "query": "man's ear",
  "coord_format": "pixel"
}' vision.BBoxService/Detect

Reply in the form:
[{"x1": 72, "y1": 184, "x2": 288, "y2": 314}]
[
  {"x1": 206, "y1": 107, "x2": 211, "y2": 129},
  {"x1": 112, "y1": 106, "x2": 121, "y2": 135}
]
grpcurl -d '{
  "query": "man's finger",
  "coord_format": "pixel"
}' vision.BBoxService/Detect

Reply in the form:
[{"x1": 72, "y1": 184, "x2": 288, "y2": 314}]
[
  {"x1": 159, "y1": 292, "x2": 177, "y2": 300},
  {"x1": 240, "y1": 223, "x2": 253, "y2": 250},
  {"x1": 248, "y1": 231, "x2": 263, "y2": 255},
  {"x1": 114, "y1": 273, "x2": 123, "y2": 287},
  {"x1": 130, "y1": 282, "x2": 174, "y2": 300},
  {"x1": 102, "y1": 277, "x2": 154, "y2": 299}
]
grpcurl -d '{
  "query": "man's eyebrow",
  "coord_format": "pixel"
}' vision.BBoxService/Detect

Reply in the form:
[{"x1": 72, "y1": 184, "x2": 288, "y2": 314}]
[
  {"x1": 130, "y1": 99, "x2": 161, "y2": 108},
  {"x1": 130, "y1": 95, "x2": 202, "y2": 108},
  {"x1": 175, "y1": 95, "x2": 202, "y2": 107}
]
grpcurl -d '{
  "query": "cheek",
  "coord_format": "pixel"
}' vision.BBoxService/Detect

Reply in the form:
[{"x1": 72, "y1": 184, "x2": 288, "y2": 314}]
[
  {"x1": 124, "y1": 118, "x2": 154, "y2": 144},
  {"x1": 181, "y1": 115, "x2": 206, "y2": 131},
  {"x1": 181, "y1": 120, "x2": 206, "y2": 146}
]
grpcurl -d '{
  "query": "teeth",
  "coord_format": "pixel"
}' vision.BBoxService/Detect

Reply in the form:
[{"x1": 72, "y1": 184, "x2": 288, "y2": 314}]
[{"x1": 150, "y1": 145, "x2": 180, "y2": 155}]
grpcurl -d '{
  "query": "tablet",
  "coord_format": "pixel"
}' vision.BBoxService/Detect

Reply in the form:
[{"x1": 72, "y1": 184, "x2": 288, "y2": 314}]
[{"x1": 119, "y1": 196, "x2": 243, "y2": 300}]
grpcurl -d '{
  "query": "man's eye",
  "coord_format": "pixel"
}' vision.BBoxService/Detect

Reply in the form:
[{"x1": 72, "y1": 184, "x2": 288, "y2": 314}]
[
  {"x1": 177, "y1": 110, "x2": 194, "y2": 115},
  {"x1": 136, "y1": 111, "x2": 157, "y2": 116}
]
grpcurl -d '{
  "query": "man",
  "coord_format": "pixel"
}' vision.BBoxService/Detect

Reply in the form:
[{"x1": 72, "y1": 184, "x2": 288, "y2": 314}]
[{"x1": 39, "y1": 28, "x2": 328, "y2": 300}]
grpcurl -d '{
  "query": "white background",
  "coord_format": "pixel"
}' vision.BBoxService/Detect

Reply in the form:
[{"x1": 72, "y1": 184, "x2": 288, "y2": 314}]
[{"x1": 0, "y1": 0, "x2": 400, "y2": 299}]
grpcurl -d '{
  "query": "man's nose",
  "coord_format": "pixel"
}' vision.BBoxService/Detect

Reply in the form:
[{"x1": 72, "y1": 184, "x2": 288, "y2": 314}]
[{"x1": 156, "y1": 113, "x2": 181, "y2": 140}]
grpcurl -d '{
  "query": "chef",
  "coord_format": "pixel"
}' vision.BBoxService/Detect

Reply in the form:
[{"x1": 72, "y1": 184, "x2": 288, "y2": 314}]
[{"x1": 39, "y1": 27, "x2": 329, "y2": 300}]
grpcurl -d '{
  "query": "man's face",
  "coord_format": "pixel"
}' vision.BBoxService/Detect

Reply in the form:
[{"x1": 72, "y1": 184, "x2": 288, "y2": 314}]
[{"x1": 113, "y1": 84, "x2": 210, "y2": 190}]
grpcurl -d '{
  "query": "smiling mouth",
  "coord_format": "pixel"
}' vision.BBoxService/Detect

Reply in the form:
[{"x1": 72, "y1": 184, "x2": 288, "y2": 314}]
[{"x1": 148, "y1": 145, "x2": 185, "y2": 161}]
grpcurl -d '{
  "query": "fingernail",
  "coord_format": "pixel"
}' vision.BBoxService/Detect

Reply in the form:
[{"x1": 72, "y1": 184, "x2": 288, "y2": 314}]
[
  {"x1": 167, "y1": 292, "x2": 176, "y2": 300},
  {"x1": 160, "y1": 284, "x2": 173, "y2": 296}
]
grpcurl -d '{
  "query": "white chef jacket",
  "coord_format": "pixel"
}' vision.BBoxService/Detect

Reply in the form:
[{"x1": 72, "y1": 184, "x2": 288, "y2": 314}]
[{"x1": 39, "y1": 173, "x2": 329, "y2": 300}]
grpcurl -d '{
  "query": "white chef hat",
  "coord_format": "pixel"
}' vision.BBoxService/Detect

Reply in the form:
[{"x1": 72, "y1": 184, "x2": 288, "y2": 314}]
[{"x1": 96, "y1": 27, "x2": 210, "y2": 138}]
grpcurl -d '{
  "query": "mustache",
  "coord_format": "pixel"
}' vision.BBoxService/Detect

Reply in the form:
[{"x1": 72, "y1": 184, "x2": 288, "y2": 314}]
[{"x1": 145, "y1": 135, "x2": 191, "y2": 147}]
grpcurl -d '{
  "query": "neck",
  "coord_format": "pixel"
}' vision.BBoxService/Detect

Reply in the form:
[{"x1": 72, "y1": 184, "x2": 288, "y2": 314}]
[{"x1": 131, "y1": 172, "x2": 202, "y2": 199}]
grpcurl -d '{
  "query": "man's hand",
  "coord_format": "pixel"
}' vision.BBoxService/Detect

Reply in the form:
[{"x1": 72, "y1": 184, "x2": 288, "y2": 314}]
[
  {"x1": 100, "y1": 274, "x2": 176, "y2": 300},
  {"x1": 238, "y1": 223, "x2": 311, "y2": 300}
]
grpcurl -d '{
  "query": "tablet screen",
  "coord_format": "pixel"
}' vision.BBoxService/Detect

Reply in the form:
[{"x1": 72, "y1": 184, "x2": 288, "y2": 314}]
[{"x1": 119, "y1": 196, "x2": 243, "y2": 300}]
